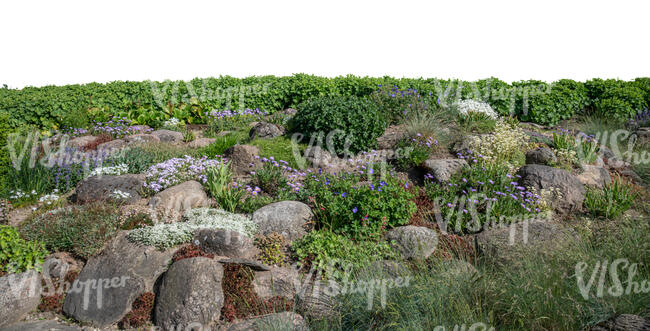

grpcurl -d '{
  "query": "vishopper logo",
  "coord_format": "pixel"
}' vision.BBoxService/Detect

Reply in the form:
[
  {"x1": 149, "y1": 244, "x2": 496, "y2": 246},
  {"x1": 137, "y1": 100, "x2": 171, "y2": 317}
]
[
  {"x1": 589, "y1": 129, "x2": 650, "y2": 165},
  {"x1": 149, "y1": 79, "x2": 270, "y2": 110},
  {"x1": 575, "y1": 258, "x2": 649, "y2": 300}
]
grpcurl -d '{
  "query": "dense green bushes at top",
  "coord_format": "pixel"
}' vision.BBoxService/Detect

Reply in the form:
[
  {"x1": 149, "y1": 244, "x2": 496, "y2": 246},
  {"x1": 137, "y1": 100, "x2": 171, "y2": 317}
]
[
  {"x1": 1, "y1": 75, "x2": 649, "y2": 129},
  {"x1": 290, "y1": 96, "x2": 386, "y2": 154}
]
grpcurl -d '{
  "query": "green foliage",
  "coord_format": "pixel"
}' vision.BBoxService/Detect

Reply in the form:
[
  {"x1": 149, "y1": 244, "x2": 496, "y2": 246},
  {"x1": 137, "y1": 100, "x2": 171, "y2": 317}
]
[
  {"x1": 60, "y1": 108, "x2": 91, "y2": 130},
  {"x1": 0, "y1": 225, "x2": 48, "y2": 273},
  {"x1": 198, "y1": 131, "x2": 248, "y2": 157},
  {"x1": 595, "y1": 85, "x2": 647, "y2": 120},
  {"x1": 291, "y1": 230, "x2": 397, "y2": 279},
  {"x1": 249, "y1": 136, "x2": 306, "y2": 169},
  {"x1": 205, "y1": 161, "x2": 245, "y2": 212},
  {"x1": 254, "y1": 232, "x2": 285, "y2": 265},
  {"x1": 19, "y1": 204, "x2": 122, "y2": 260},
  {"x1": 368, "y1": 85, "x2": 435, "y2": 124},
  {"x1": 109, "y1": 143, "x2": 202, "y2": 174},
  {"x1": 250, "y1": 161, "x2": 287, "y2": 196},
  {"x1": 584, "y1": 177, "x2": 637, "y2": 219},
  {"x1": 394, "y1": 135, "x2": 437, "y2": 171},
  {"x1": 457, "y1": 111, "x2": 497, "y2": 134},
  {"x1": 237, "y1": 196, "x2": 273, "y2": 214},
  {"x1": 0, "y1": 113, "x2": 11, "y2": 192},
  {"x1": 291, "y1": 96, "x2": 386, "y2": 155},
  {"x1": 516, "y1": 79, "x2": 589, "y2": 125},
  {"x1": 300, "y1": 173, "x2": 416, "y2": 238}
]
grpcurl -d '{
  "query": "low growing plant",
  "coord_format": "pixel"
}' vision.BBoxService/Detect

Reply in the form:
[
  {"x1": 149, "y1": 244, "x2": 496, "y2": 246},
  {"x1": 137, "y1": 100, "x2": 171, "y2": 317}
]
[
  {"x1": 0, "y1": 225, "x2": 48, "y2": 273},
  {"x1": 584, "y1": 177, "x2": 637, "y2": 219},
  {"x1": 205, "y1": 161, "x2": 246, "y2": 212},
  {"x1": 254, "y1": 232, "x2": 286, "y2": 265}
]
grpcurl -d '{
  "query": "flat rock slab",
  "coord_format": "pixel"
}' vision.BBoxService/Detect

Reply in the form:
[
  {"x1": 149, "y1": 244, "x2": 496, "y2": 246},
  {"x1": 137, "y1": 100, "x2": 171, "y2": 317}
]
[
  {"x1": 62, "y1": 231, "x2": 177, "y2": 328},
  {"x1": 252, "y1": 201, "x2": 313, "y2": 241},
  {"x1": 71, "y1": 174, "x2": 145, "y2": 204},
  {"x1": 148, "y1": 180, "x2": 209, "y2": 222},
  {"x1": 151, "y1": 129, "x2": 184, "y2": 143},
  {"x1": 194, "y1": 228, "x2": 258, "y2": 259}
]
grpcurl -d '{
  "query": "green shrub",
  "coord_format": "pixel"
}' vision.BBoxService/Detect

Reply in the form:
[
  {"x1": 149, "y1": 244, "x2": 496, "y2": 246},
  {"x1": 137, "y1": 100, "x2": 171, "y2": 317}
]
[
  {"x1": 291, "y1": 96, "x2": 386, "y2": 155},
  {"x1": 108, "y1": 143, "x2": 202, "y2": 174},
  {"x1": 60, "y1": 108, "x2": 91, "y2": 130},
  {"x1": 517, "y1": 79, "x2": 589, "y2": 125},
  {"x1": 584, "y1": 177, "x2": 637, "y2": 219},
  {"x1": 0, "y1": 225, "x2": 48, "y2": 273},
  {"x1": 250, "y1": 161, "x2": 288, "y2": 196},
  {"x1": 0, "y1": 113, "x2": 11, "y2": 192},
  {"x1": 368, "y1": 85, "x2": 435, "y2": 124},
  {"x1": 198, "y1": 131, "x2": 248, "y2": 158},
  {"x1": 19, "y1": 204, "x2": 121, "y2": 260},
  {"x1": 291, "y1": 230, "x2": 397, "y2": 279},
  {"x1": 394, "y1": 134, "x2": 437, "y2": 171},
  {"x1": 237, "y1": 196, "x2": 273, "y2": 214},
  {"x1": 300, "y1": 173, "x2": 416, "y2": 238},
  {"x1": 595, "y1": 85, "x2": 647, "y2": 120},
  {"x1": 205, "y1": 161, "x2": 246, "y2": 213}
]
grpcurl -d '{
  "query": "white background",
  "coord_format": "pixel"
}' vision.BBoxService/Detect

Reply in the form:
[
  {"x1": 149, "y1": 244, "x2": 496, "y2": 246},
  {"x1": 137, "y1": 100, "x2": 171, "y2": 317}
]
[{"x1": 1, "y1": 0, "x2": 648, "y2": 88}]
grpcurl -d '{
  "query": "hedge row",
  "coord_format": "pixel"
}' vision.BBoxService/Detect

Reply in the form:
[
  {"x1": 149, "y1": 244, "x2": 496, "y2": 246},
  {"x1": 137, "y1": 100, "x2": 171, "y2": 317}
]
[{"x1": 0, "y1": 75, "x2": 648, "y2": 128}]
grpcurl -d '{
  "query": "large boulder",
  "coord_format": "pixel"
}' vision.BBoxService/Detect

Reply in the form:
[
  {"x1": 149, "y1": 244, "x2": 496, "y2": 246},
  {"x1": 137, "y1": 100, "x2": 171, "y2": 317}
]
[
  {"x1": 304, "y1": 145, "x2": 335, "y2": 168},
  {"x1": 249, "y1": 122, "x2": 285, "y2": 139},
  {"x1": 194, "y1": 228, "x2": 258, "y2": 259},
  {"x1": 525, "y1": 147, "x2": 557, "y2": 166},
  {"x1": 97, "y1": 138, "x2": 126, "y2": 151},
  {"x1": 0, "y1": 270, "x2": 42, "y2": 328},
  {"x1": 187, "y1": 137, "x2": 216, "y2": 148},
  {"x1": 62, "y1": 231, "x2": 177, "y2": 328},
  {"x1": 475, "y1": 219, "x2": 577, "y2": 264},
  {"x1": 148, "y1": 181, "x2": 209, "y2": 223},
  {"x1": 71, "y1": 174, "x2": 144, "y2": 204},
  {"x1": 226, "y1": 312, "x2": 308, "y2": 331},
  {"x1": 296, "y1": 280, "x2": 340, "y2": 320},
  {"x1": 223, "y1": 145, "x2": 260, "y2": 176},
  {"x1": 66, "y1": 135, "x2": 101, "y2": 150},
  {"x1": 423, "y1": 159, "x2": 468, "y2": 182},
  {"x1": 577, "y1": 165, "x2": 612, "y2": 188},
  {"x1": 516, "y1": 164, "x2": 586, "y2": 214},
  {"x1": 252, "y1": 201, "x2": 313, "y2": 241},
  {"x1": 253, "y1": 266, "x2": 300, "y2": 300},
  {"x1": 151, "y1": 129, "x2": 184, "y2": 143},
  {"x1": 385, "y1": 225, "x2": 438, "y2": 260},
  {"x1": 154, "y1": 257, "x2": 224, "y2": 331}
]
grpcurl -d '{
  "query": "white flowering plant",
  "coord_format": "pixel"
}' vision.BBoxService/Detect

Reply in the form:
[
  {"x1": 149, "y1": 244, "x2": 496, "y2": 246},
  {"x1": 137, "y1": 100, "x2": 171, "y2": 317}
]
[
  {"x1": 465, "y1": 120, "x2": 529, "y2": 168},
  {"x1": 126, "y1": 208, "x2": 257, "y2": 249},
  {"x1": 457, "y1": 99, "x2": 499, "y2": 119},
  {"x1": 87, "y1": 163, "x2": 129, "y2": 177},
  {"x1": 109, "y1": 189, "x2": 132, "y2": 201}
]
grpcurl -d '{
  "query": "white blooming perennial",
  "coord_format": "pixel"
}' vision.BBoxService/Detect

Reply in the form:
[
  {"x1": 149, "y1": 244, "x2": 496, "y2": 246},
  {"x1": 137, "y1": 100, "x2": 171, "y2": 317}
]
[
  {"x1": 127, "y1": 208, "x2": 257, "y2": 249},
  {"x1": 163, "y1": 117, "x2": 181, "y2": 128},
  {"x1": 88, "y1": 163, "x2": 129, "y2": 177},
  {"x1": 458, "y1": 99, "x2": 498, "y2": 119},
  {"x1": 110, "y1": 190, "x2": 132, "y2": 200}
]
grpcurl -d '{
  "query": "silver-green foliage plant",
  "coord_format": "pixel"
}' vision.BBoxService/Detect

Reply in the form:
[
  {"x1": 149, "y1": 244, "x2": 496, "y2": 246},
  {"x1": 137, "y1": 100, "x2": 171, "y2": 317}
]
[{"x1": 127, "y1": 208, "x2": 257, "y2": 249}]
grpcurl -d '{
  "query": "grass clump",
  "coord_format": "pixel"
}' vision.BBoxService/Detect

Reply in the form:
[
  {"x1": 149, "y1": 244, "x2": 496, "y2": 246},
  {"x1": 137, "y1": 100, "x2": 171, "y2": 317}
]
[{"x1": 584, "y1": 177, "x2": 638, "y2": 219}]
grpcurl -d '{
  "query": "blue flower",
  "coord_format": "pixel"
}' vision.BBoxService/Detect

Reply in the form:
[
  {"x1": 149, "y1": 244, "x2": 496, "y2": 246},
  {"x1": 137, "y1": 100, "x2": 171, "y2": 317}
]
[{"x1": 352, "y1": 207, "x2": 358, "y2": 214}]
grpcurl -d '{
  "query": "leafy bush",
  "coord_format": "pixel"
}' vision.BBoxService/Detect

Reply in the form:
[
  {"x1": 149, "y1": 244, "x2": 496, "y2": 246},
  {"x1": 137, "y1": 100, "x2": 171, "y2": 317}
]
[
  {"x1": 368, "y1": 85, "x2": 434, "y2": 124},
  {"x1": 237, "y1": 195, "x2": 274, "y2": 214},
  {"x1": 394, "y1": 134, "x2": 437, "y2": 170},
  {"x1": 206, "y1": 109, "x2": 266, "y2": 134},
  {"x1": 291, "y1": 230, "x2": 397, "y2": 279},
  {"x1": 127, "y1": 208, "x2": 257, "y2": 249},
  {"x1": 584, "y1": 177, "x2": 637, "y2": 219},
  {"x1": 60, "y1": 108, "x2": 91, "y2": 130},
  {"x1": 595, "y1": 85, "x2": 647, "y2": 120},
  {"x1": 516, "y1": 79, "x2": 589, "y2": 125},
  {"x1": 19, "y1": 204, "x2": 121, "y2": 260},
  {"x1": 250, "y1": 159, "x2": 289, "y2": 196},
  {"x1": 300, "y1": 173, "x2": 416, "y2": 238},
  {"x1": 0, "y1": 225, "x2": 48, "y2": 273},
  {"x1": 0, "y1": 113, "x2": 11, "y2": 192},
  {"x1": 291, "y1": 96, "x2": 386, "y2": 155}
]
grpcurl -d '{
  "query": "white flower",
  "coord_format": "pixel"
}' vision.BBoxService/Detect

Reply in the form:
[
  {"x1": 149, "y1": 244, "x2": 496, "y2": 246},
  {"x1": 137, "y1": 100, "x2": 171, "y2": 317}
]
[
  {"x1": 88, "y1": 163, "x2": 129, "y2": 177},
  {"x1": 163, "y1": 117, "x2": 181, "y2": 128},
  {"x1": 458, "y1": 99, "x2": 498, "y2": 119},
  {"x1": 109, "y1": 190, "x2": 132, "y2": 200}
]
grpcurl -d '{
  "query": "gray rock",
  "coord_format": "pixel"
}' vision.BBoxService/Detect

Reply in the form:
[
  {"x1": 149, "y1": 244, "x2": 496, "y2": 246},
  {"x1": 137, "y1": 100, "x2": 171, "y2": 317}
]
[
  {"x1": 635, "y1": 127, "x2": 650, "y2": 140},
  {"x1": 96, "y1": 138, "x2": 126, "y2": 151},
  {"x1": 249, "y1": 122, "x2": 285, "y2": 139},
  {"x1": 253, "y1": 266, "x2": 300, "y2": 300},
  {"x1": 223, "y1": 145, "x2": 260, "y2": 176},
  {"x1": 517, "y1": 164, "x2": 586, "y2": 214},
  {"x1": 0, "y1": 320, "x2": 81, "y2": 331},
  {"x1": 475, "y1": 219, "x2": 577, "y2": 264},
  {"x1": 42, "y1": 252, "x2": 83, "y2": 280},
  {"x1": 62, "y1": 231, "x2": 177, "y2": 328},
  {"x1": 187, "y1": 137, "x2": 216, "y2": 148},
  {"x1": 124, "y1": 133, "x2": 160, "y2": 145},
  {"x1": 71, "y1": 174, "x2": 144, "y2": 204},
  {"x1": 252, "y1": 201, "x2": 313, "y2": 241},
  {"x1": 525, "y1": 147, "x2": 557, "y2": 165},
  {"x1": 577, "y1": 165, "x2": 611, "y2": 188},
  {"x1": 0, "y1": 270, "x2": 42, "y2": 328},
  {"x1": 385, "y1": 225, "x2": 438, "y2": 260},
  {"x1": 151, "y1": 129, "x2": 184, "y2": 143},
  {"x1": 591, "y1": 314, "x2": 650, "y2": 331},
  {"x1": 227, "y1": 312, "x2": 309, "y2": 331},
  {"x1": 217, "y1": 258, "x2": 271, "y2": 271},
  {"x1": 296, "y1": 280, "x2": 340, "y2": 320},
  {"x1": 423, "y1": 158, "x2": 468, "y2": 182},
  {"x1": 194, "y1": 228, "x2": 258, "y2": 259},
  {"x1": 148, "y1": 181, "x2": 209, "y2": 223},
  {"x1": 304, "y1": 145, "x2": 335, "y2": 168},
  {"x1": 154, "y1": 257, "x2": 224, "y2": 331},
  {"x1": 282, "y1": 108, "x2": 298, "y2": 116}
]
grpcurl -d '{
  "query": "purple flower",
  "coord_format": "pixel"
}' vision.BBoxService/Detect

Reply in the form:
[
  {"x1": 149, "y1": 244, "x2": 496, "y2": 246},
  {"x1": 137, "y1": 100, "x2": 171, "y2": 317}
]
[{"x1": 352, "y1": 207, "x2": 358, "y2": 214}]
